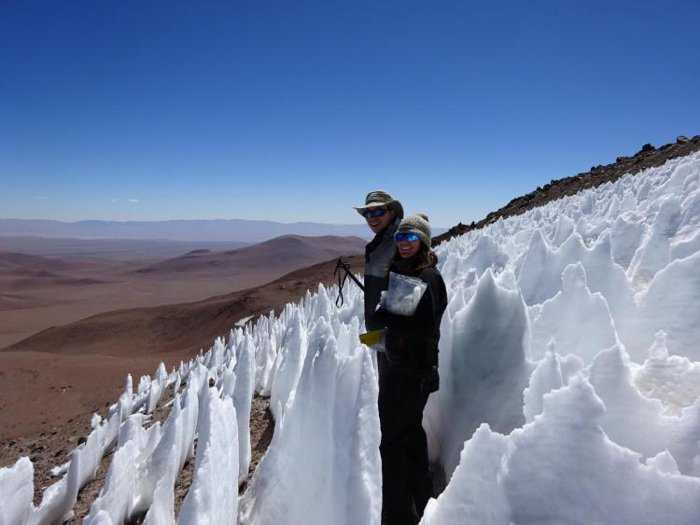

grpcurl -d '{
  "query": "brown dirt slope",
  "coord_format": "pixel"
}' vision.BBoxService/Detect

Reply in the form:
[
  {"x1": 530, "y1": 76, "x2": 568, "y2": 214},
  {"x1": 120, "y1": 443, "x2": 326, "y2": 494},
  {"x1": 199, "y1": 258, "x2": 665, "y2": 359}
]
[
  {"x1": 0, "y1": 254, "x2": 363, "y2": 441},
  {"x1": 434, "y1": 134, "x2": 700, "y2": 245},
  {"x1": 3, "y1": 255, "x2": 364, "y2": 357},
  {"x1": 0, "y1": 235, "x2": 364, "y2": 349}
]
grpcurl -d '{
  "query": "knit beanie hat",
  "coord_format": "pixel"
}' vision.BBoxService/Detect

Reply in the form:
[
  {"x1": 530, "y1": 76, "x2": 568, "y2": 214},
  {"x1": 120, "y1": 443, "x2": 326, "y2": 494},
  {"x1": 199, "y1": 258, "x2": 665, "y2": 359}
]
[{"x1": 397, "y1": 213, "x2": 432, "y2": 247}]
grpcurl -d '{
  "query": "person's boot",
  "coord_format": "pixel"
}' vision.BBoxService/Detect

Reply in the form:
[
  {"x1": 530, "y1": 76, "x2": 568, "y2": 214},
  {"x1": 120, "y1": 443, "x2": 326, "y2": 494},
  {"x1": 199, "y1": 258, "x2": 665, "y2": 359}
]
[
  {"x1": 381, "y1": 514, "x2": 418, "y2": 525},
  {"x1": 414, "y1": 473, "x2": 434, "y2": 518}
]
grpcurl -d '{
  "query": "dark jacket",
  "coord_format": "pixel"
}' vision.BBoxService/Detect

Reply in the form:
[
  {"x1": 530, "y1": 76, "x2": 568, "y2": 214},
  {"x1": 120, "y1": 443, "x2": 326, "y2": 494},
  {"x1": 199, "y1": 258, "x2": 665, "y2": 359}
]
[
  {"x1": 376, "y1": 251, "x2": 448, "y2": 374},
  {"x1": 363, "y1": 218, "x2": 400, "y2": 331}
]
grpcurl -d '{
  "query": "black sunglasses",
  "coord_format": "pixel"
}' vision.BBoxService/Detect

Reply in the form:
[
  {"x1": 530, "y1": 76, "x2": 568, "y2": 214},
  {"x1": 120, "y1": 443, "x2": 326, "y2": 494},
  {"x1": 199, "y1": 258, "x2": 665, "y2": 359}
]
[{"x1": 362, "y1": 208, "x2": 387, "y2": 218}]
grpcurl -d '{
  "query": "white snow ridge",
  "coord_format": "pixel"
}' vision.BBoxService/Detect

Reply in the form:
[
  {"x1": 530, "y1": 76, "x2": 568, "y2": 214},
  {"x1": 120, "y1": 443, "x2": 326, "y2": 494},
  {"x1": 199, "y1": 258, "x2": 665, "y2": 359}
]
[{"x1": 2, "y1": 152, "x2": 700, "y2": 524}]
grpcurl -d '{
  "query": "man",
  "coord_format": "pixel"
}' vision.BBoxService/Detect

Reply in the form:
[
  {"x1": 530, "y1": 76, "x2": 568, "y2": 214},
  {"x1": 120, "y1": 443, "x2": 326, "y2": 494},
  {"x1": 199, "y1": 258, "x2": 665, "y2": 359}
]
[
  {"x1": 353, "y1": 190, "x2": 404, "y2": 333},
  {"x1": 354, "y1": 190, "x2": 405, "y2": 524}
]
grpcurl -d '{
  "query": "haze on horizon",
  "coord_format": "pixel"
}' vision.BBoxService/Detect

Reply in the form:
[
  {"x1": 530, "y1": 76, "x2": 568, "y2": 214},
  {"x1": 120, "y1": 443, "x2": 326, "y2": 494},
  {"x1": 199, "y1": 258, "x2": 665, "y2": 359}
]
[{"x1": 2, "y1": 1, "x2": 699, "y2": 227}]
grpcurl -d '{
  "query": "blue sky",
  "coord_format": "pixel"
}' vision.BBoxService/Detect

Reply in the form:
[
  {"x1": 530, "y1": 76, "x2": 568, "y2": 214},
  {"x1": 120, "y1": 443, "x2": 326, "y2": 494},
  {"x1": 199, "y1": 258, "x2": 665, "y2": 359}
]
[{"x1": 1, "y1": 1, "x2": 699, "y2": 227}]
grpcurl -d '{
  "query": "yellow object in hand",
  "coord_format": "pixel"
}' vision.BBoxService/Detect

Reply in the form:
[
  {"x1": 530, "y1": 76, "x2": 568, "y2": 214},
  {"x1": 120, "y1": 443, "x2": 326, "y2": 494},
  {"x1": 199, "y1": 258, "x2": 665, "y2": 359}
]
[{"x1": 359, "y1": 330, "x2": 384, "y2": 346}]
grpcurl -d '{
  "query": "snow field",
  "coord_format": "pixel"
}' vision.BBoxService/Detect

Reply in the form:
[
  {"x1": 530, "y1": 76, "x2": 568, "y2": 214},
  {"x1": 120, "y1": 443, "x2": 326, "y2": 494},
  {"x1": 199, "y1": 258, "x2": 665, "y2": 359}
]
[
  {"x1": 1, "y1": 152, "x2": 700, "y2": 523},
  {"x1": 421, "y1": 151, "x2": 700, "y2": 523}
]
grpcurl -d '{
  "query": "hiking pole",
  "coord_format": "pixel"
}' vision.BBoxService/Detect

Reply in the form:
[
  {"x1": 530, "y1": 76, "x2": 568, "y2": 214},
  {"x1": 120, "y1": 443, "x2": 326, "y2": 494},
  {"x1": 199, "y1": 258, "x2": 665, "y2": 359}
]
[
  {"x1": 334, "y1": 258, "x2": 385, "y2": 348},
  {"x1": 334, "y1": 257, "x2": 365, "y2": 307}
]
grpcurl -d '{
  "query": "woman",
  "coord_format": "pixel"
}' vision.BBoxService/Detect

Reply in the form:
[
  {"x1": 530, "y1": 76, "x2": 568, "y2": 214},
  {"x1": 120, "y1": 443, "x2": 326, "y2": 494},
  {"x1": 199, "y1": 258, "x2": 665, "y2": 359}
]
[{"x1": 374, "y1": 213, "x2": 448, "y2": 525}]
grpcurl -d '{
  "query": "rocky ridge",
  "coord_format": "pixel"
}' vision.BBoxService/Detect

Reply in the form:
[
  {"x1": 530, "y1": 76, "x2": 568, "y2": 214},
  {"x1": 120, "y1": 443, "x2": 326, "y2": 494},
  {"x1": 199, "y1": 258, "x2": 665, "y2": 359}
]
[{"x1": 434, "y1": 134, "x2": 700, "y2": 245}]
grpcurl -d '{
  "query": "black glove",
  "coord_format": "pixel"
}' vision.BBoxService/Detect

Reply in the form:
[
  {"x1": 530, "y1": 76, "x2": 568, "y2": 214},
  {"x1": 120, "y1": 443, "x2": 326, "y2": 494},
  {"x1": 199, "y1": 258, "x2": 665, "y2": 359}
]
[{"x1": 419, "y1": 366, "x2": 439, "y2": 394}]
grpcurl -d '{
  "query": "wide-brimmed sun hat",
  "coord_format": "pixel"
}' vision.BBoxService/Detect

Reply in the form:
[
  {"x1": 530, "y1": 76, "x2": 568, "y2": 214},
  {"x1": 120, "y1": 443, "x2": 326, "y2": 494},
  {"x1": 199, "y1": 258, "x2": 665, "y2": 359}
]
[{"x1": 353, "y1": 190, "x2": 404, "y2": 218}]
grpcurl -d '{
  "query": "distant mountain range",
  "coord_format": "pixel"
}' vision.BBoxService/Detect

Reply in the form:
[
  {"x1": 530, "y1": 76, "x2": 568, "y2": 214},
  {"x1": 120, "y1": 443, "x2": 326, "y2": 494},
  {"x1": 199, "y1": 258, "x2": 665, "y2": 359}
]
[
  {"x1": 0, "y1": 218, "x2": 447, "y2": 243},
  {"x1": 0, "y1": 219, "x2": 371, "y2": 242}
]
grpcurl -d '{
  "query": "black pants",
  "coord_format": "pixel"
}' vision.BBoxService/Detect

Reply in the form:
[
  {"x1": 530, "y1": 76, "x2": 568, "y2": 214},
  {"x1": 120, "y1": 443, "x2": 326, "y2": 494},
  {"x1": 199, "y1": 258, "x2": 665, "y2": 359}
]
[{"x1": 378, "y1": 359, "x2": 433, "y2": 525}]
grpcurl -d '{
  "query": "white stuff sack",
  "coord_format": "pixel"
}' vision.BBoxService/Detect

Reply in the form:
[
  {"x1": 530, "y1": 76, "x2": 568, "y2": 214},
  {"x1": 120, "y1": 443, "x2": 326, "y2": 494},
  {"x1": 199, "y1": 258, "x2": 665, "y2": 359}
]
[{"x1": 379, "y1": 272, "x2": 428, "y2": 316}]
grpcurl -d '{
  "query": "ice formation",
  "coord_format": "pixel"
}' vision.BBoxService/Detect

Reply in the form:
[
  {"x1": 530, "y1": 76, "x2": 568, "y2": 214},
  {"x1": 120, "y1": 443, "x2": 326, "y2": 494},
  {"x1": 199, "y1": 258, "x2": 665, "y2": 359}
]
[
  {"x1": 421, "y1": 378, "x2": 700, "y2": 525},
  {"x1": 423, "y1": 268, "x2": 532, "y2": 479},
  {"x1": 529, "y1": 262, "x2": 618, "y2": 362},
  {"x1": 419, "y1": 152, "x2": 700, "y2": 522},
  {"x1": 178, "y1": 387, "x2": 239, "y2": 524},
  {"x1": 1, "y1": 152, "x2": 700, "y2": 524},
  {"x1": 239, "y1": 318, "x2": 381, "y2": 525},
  {"x1": 0, "y1": 457, "x2": 33, "y2": 525}
]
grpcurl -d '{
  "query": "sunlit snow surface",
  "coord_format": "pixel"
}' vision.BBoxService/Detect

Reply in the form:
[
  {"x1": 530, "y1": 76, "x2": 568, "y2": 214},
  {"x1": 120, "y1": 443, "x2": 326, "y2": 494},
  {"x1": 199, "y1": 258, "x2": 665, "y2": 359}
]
[{"x1": 2, "y1": 152, "x2": 700, "y2": 524}]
